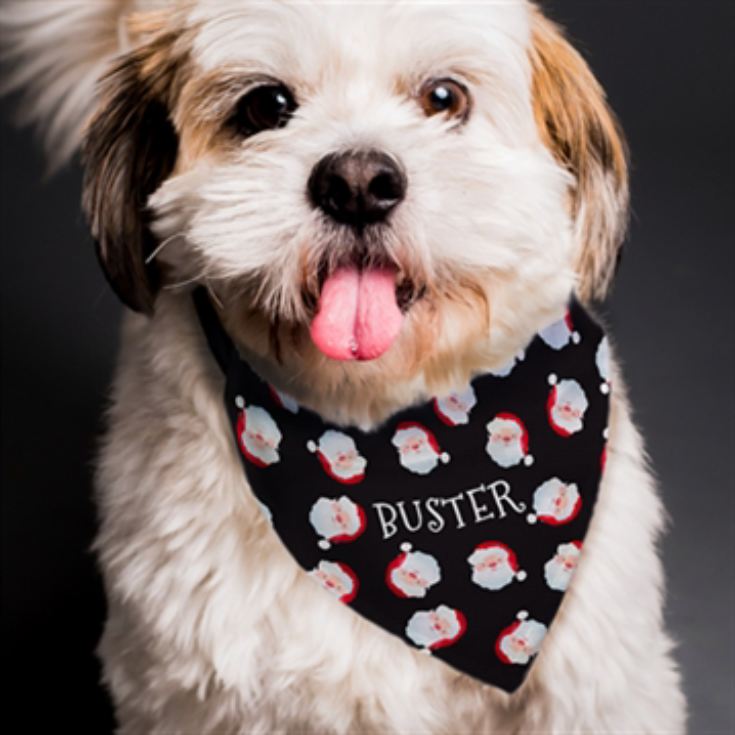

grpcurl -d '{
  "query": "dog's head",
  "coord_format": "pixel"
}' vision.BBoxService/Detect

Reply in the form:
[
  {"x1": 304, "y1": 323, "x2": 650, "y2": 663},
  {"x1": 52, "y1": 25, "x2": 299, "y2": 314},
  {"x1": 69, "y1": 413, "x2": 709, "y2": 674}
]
[{"x1": 81, "y1": 1, "x2": 627, "y2": 397}]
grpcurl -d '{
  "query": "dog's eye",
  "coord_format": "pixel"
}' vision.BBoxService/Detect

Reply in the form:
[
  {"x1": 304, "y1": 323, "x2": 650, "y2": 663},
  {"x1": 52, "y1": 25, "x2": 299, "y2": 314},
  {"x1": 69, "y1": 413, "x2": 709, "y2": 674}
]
[
  {"x1": 418, "y1": 78, "x2": 470, "y2": 121},
  {"x1": 229, "y1": 83, "x2": 297, "y2": 136}
]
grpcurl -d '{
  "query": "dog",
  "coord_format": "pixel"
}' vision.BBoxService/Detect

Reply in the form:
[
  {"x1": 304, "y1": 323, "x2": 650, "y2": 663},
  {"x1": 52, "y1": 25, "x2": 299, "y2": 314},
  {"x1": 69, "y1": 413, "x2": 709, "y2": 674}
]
[{"x1": 2, "y1": 1, "x2": 687, "y2": 731}]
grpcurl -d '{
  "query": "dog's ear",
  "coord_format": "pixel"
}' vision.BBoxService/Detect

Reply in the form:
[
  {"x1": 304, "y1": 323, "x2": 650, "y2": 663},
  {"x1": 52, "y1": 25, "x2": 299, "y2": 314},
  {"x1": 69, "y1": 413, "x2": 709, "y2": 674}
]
[
  {"x1": 81, "y1": 18, "x2": 184, "y2": 314},
  {"x1": 529, "y1": 9, "x2": 629, "y2": 301}
]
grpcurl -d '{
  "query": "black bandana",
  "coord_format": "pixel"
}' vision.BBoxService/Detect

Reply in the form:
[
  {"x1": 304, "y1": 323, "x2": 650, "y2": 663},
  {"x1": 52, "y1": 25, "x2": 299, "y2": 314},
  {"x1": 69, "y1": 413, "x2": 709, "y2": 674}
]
[{"x1": 193, "y1": 288, "x2": 610, "y2": 693}]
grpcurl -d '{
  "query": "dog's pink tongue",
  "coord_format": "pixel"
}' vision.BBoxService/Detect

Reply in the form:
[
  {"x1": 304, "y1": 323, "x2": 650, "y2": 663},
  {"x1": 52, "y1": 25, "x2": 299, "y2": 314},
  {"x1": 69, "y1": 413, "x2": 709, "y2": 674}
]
[{"x1": 310, "y1": 266, "x2": 403, "y2": 361}]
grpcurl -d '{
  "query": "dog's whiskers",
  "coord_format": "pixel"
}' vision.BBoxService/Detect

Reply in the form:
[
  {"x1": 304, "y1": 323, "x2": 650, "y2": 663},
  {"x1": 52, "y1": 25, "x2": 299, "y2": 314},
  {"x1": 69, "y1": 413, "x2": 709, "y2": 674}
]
[
  {"x1": 162, "y1": 272, "x2": 206, "y2": 292},
  {"x1": 145, "y1": 233, "x2": 185, "y2": 265},
  {"x1": 206, "y1": 283, "x2": 224, "y2": 309}
]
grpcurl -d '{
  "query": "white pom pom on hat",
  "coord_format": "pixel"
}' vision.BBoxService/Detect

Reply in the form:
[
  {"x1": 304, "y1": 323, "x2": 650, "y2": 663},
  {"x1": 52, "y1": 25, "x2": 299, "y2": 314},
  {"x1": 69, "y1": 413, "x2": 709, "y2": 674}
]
[
  {"x1": 235, "y1": 395, "x2": 245, "y2": 409},
  {"x1": 306, "y1": 440, "x2": 317, "y2": 453}
]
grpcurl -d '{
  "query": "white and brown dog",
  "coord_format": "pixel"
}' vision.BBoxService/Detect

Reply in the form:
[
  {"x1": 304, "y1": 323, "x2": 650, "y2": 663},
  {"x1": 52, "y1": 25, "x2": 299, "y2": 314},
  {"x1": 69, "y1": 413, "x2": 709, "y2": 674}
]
[{"x1": 2, "y1": 1, "x2": 686, "y2": 732}]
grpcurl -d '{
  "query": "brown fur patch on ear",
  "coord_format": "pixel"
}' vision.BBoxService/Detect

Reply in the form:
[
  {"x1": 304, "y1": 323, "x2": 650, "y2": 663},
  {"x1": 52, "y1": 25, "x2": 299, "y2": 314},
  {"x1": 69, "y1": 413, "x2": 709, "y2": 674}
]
[
  {"x1": 529, "y1": 7, "x2": 629, "y2": 301},
  {"x1": 82, "y1": 20, "x2": 189, "y2": 314}
]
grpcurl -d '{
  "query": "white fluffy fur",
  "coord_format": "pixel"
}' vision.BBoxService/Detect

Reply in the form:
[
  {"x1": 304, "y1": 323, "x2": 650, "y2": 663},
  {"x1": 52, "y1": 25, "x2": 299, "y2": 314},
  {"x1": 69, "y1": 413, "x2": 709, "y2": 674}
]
[{"x1": 2, "y1": 1, "x2": 686, "y2": 732}]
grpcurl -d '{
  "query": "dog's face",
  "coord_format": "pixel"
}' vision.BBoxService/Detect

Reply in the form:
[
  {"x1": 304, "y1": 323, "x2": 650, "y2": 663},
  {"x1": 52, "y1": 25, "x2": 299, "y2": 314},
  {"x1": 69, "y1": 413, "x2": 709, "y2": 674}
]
[{"x1": 83, "y1": 0, "x2": 627, "y2": 410}]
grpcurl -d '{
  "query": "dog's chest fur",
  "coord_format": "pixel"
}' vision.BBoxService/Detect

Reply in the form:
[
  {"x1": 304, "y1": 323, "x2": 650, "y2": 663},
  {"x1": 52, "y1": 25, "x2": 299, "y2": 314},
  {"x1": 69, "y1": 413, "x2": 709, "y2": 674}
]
[{"x1": 93, "y1": 294, "x2": 684, "y2": 734}]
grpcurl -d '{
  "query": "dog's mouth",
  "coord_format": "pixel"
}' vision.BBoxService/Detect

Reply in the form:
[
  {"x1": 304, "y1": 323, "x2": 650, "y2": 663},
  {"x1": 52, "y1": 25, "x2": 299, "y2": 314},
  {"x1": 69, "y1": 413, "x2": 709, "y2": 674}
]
[{"x1": 307, "y1": 246, "x2": 424, "y2": 362}]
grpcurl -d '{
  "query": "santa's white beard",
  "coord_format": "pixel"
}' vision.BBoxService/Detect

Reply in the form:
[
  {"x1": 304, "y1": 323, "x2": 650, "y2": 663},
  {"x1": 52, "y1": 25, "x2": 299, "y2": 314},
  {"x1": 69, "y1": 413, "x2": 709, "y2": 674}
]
[
  {"x1": 389, "y1": 552, "x2": 441, "y2": 597},
  {"x1": 471, "y1": 564, "x2": 515, "y2": 591},
  {"x1": 390, "y1": 569, "x2": 429, "y2": 598},
  {"x1": 323, "y1": 454, "x2": 367, "y2": 480},
  {"x1": 498, "y1": 620, "x2": 547, "y2": 664},
  {"x1": 276, "y1": 391, "x2": 299, "y2": 413},
  {"x1": 406, "y1": 607, "x2": 461, "y2": 648},
  {"x1": 242, "y1": 434, "x2": 279, "y2": 466},
  {"x1": 309, "y1": 498, "x2": 361, "y2": 540},
  {"x1": 400, "y1": 447, "x2": 439, "y2": 475},
  {"x1": 539, "y1": 318, "x2": 572, "y2": 350},
  {"x1": 436, "y1": 398, "x2": 472, "y2": 425},
  {"x1": 533, "y1": 481, "x2": 580, "y2": 522},
  {"x1": 310, "y1": 562, "x2": 355, "y2": 600},
  {"x1": 257, "y1": 501, "x2": 272, "y2": 524},
  {"x1": 486, "y1": 439, "x2": 525, "y2": 468},
  {"x1": 544, "y1": 559, "x2": 574, "y2": 591},
  {"x1": 596, "y1": 337, "x2": 611, "y2": 382},
  {"x1": 550, "y1": 405, "x2": 583, "y2": 434}
]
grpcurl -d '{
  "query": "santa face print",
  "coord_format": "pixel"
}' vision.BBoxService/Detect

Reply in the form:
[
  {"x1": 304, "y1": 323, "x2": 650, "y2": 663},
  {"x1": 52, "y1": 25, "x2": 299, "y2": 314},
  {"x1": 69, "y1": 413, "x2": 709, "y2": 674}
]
[
  {"x1": 596, "y1": 337, "x2": 611, "y2": 393},
  {"x1": 467, "y1": 542, "x2": 525, "y2": 591},
  {"x1": 307, "y1": 430, "x2": 367, "y2": 484},
  {"x1": 485, "y1": 414, "x2": 532, "y2": 468},
  {"x1": 547, "y1": 378, "x2": 589, "y2": 436},
  {"x1": 529, "y1": 478, "x2": 582, "y2": 525},
  {"x1": 269, "y1": 384, "x2": 299, "y2": 414},
  {"x1": 309, "y1": 496, "x2": 366, "y2": 548},
  {"x1": 495, "y1": 615, "x2": 548, "y2": 665},
  {"x1": 236, "y1": 402, "x2": 282, "y2": 467},
  {"x1": 538, "y1": 311, "x2": 580, "y2": 350},
  {"x1": 405, "y1": 605, "x2": 467, "y2": 651},
  {"x1": 544, "y1": 541, "x2": 582, "y2": 591},
  {"x1": 199, "y1": 282, "x2": 611, "y2": 693},
  {"x1": 386, "y1": 548, "x2": 442, "y2": 598},
  {"x1": 309, "y1": 560, "x2": 359, "y2": 604},
  {"x1": 257, "y1": 500, "x2": 273, "y2": 525},
  {"x1": 433, "y1": 385, "x2": 477, "y2": 426},
  {"x1": 391, "y1": 423, "x2": 450, "y2": 475}
]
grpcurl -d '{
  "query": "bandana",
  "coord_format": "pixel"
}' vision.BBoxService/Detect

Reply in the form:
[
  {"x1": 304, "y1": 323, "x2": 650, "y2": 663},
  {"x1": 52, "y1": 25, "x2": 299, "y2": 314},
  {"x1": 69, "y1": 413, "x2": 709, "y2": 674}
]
[{"x1": 193, "y1": 288, "x2": 610, "y2": 693}]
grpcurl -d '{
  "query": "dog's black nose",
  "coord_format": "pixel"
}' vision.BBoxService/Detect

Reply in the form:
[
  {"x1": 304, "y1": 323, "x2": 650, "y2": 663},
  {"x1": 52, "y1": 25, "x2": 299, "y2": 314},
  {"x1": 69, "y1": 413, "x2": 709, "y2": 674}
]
[{"x1": 307, "y1": 149, "x2": 407, "y2": 227}]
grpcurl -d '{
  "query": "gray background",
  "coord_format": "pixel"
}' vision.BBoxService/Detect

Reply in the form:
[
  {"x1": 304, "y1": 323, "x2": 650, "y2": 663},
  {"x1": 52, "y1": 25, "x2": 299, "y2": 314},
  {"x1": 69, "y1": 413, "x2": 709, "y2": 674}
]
[{"x1": 2, "y1": 1, "x2": 733, "y2": 731}]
